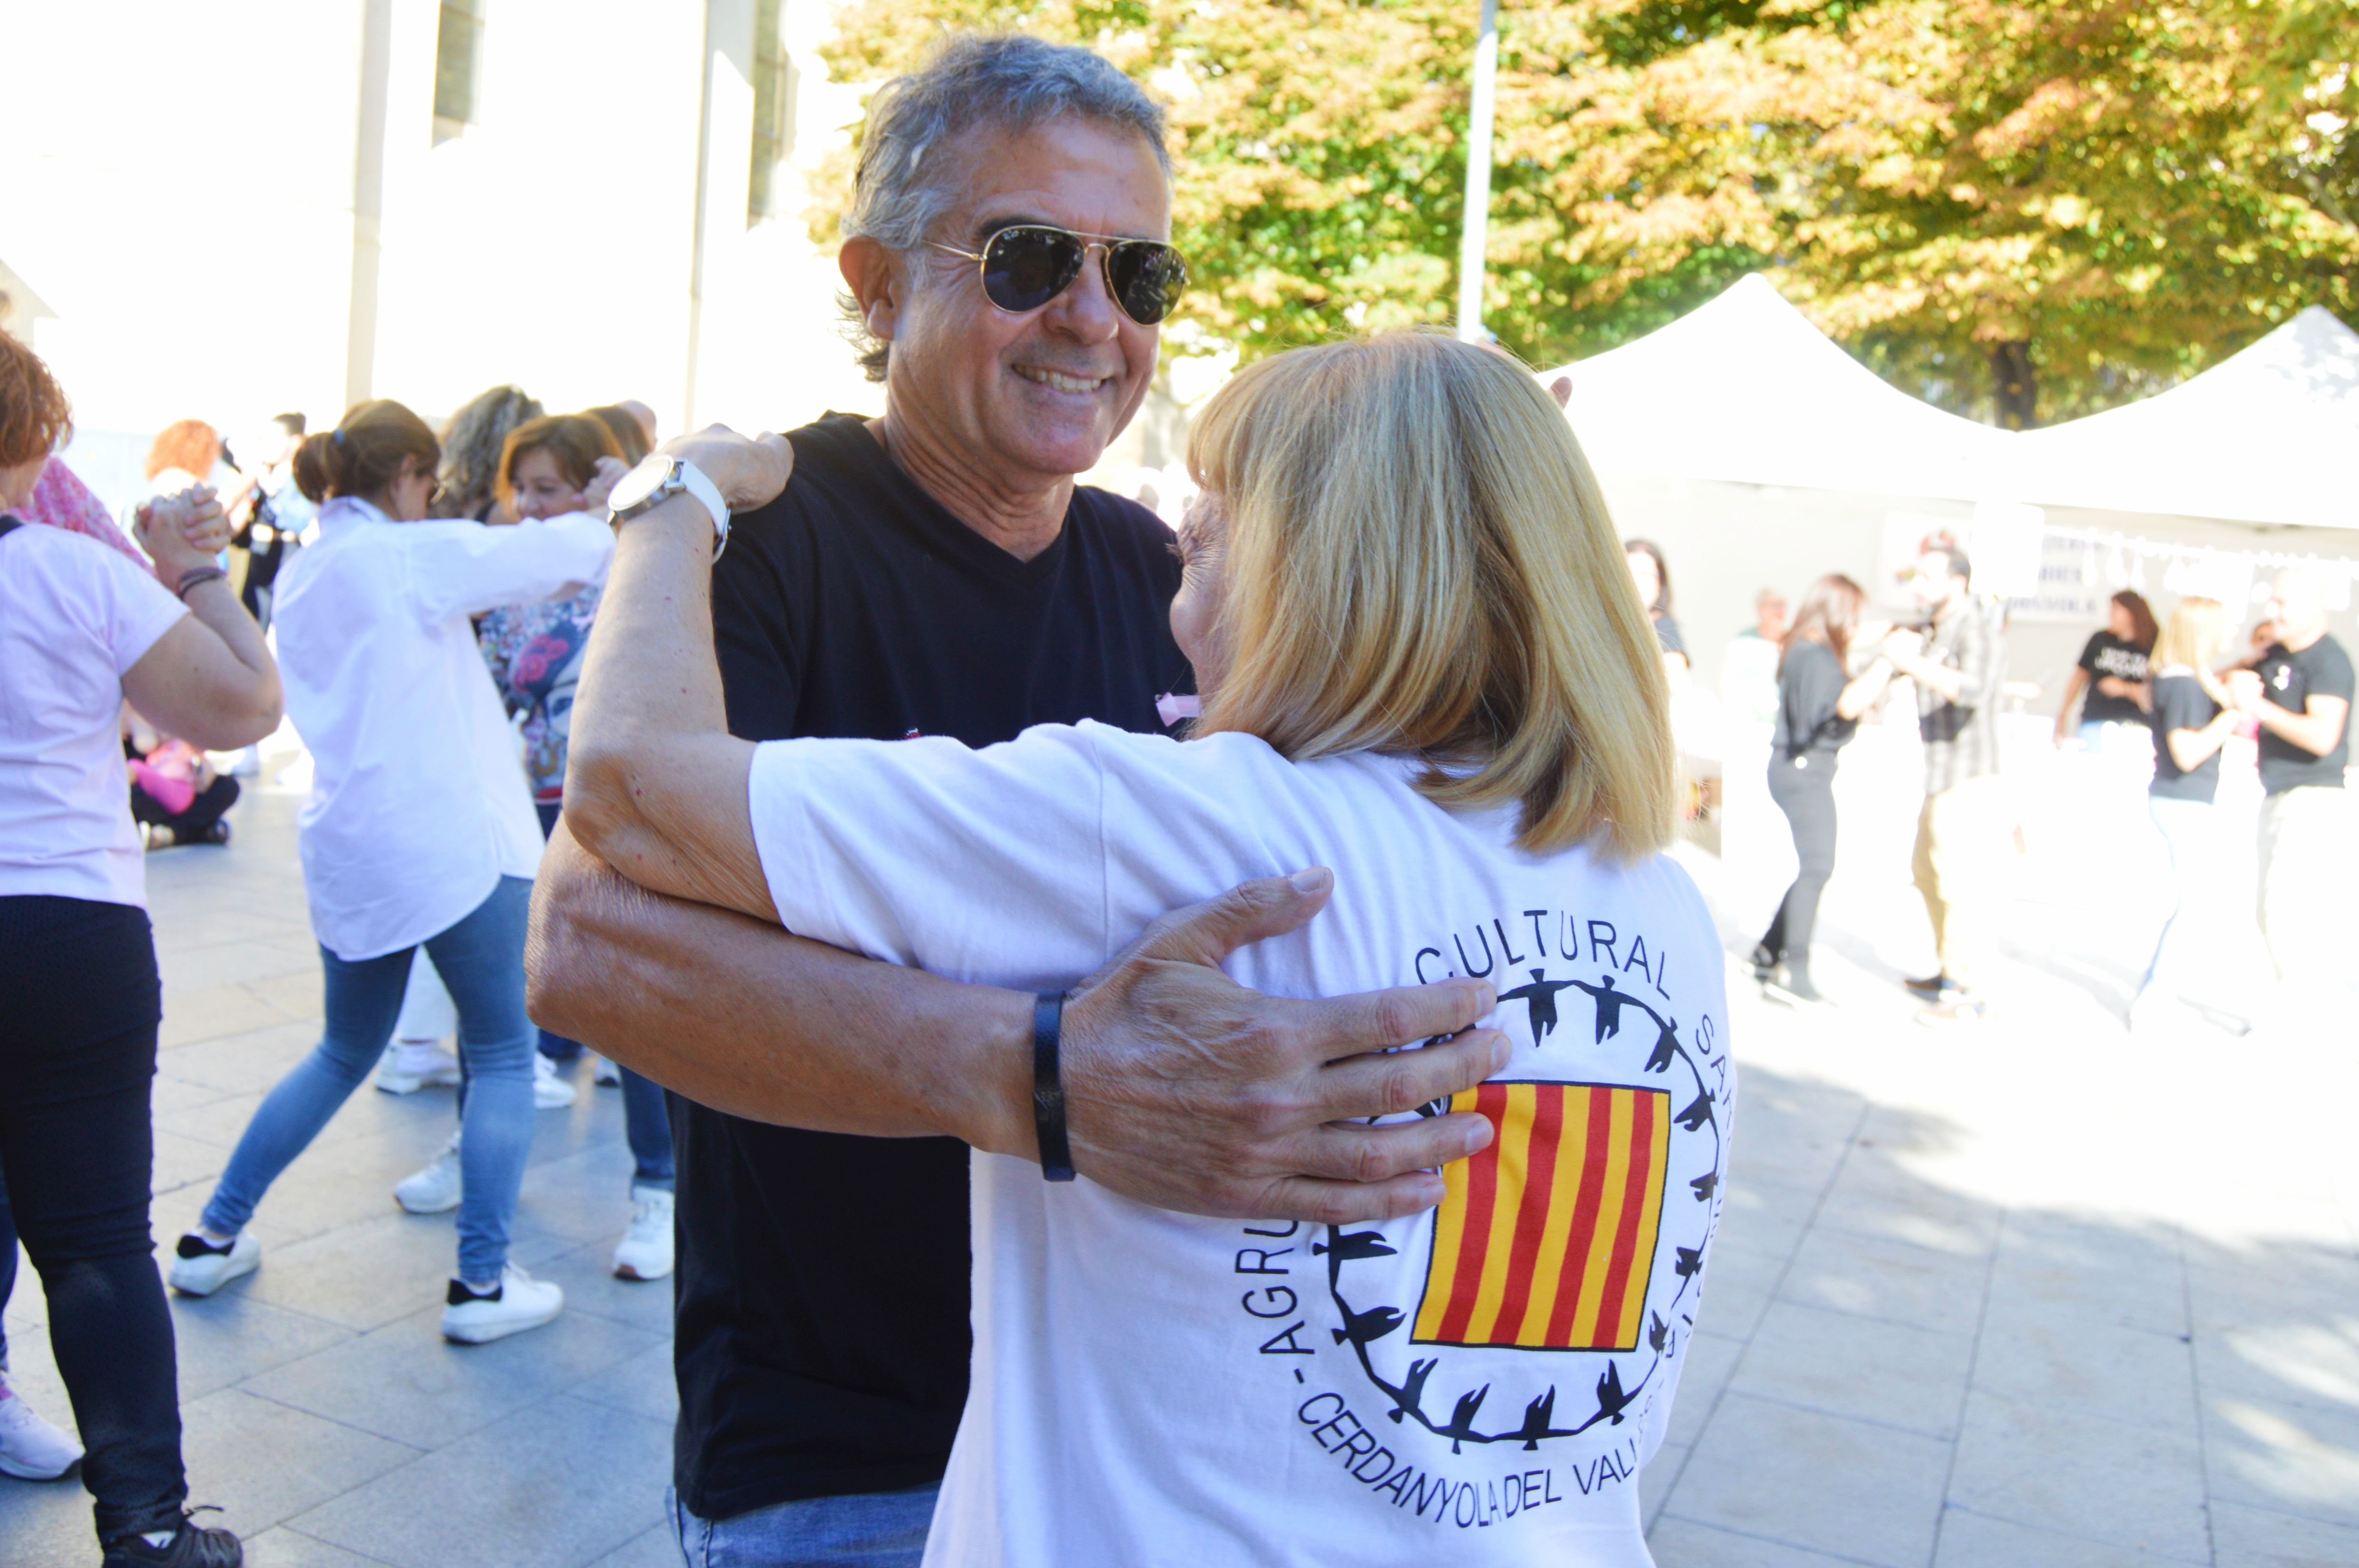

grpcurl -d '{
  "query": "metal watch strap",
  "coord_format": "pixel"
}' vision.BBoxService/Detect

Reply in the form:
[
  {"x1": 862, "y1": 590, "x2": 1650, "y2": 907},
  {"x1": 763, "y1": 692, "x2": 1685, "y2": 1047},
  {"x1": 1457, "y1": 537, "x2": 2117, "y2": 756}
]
[
  {"x1": 1032, "y1": 992, "x2": 1077, "y2": 1182},
  {"x1": 612, "y1": 458, "x2": 732, "y2": 562}
]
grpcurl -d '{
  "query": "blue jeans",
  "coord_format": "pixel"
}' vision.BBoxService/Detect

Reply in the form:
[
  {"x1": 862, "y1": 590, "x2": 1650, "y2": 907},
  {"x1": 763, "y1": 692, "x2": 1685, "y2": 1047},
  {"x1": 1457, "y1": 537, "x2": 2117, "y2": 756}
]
[
  {"x1": 668, "y1": 1483, "x2": 936, "y2": 1568},
  {"x1": 204, "y1": 877, "x2": 537, "y2": 1284},
  {"x1": 622, "y1": 1066, "x2": 674, "y2": 1193}
]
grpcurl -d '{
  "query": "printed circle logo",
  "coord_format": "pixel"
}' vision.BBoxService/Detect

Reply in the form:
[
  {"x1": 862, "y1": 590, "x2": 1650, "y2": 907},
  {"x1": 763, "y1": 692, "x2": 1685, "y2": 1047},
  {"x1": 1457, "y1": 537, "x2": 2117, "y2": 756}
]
[{"x1": 1317, "y1": 971, "x2": 1725, "y2": 1456}]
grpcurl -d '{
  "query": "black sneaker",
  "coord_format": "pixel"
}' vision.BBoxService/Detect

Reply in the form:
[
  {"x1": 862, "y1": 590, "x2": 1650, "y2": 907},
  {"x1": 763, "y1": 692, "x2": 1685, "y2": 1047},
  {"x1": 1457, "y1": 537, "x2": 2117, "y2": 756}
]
[
  {"x1": 103, "y1": 1510, "x2": 242, "y2": 1568},
  {"x1": 1902, "y1": 973, "x2": 1958, "y2": 1002},
  {"x1": 1748, "y1": 944, "x2": 1778, "y2": 984}
]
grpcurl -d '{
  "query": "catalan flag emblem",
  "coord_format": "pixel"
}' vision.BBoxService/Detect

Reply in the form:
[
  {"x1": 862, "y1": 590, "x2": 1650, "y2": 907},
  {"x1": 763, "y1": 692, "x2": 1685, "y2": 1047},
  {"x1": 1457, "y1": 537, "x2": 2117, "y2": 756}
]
[{"x1": 1413, "y1": 1081, "x2": 1671, "y2": 1353}]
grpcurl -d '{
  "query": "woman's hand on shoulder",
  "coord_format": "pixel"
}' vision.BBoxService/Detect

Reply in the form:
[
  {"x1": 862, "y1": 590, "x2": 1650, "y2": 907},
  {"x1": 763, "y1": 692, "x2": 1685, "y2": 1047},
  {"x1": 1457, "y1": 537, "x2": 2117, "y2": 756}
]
[{"x1": 662, "y1": 425, "x2": 794, "y2": 513}]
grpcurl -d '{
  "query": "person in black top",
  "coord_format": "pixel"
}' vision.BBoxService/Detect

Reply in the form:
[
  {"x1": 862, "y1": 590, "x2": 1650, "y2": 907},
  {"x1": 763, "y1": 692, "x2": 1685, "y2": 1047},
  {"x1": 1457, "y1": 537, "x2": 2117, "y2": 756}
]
[
  {"x1": 525, "y1": 37, "x2": 1501, "y2": 1568},
  {"x1": 2131, "y1": 596, "x2": 2244, "y2": 1032},
  {"x1": 2231, "y1": 568, "x2": 2355, "y2": 998},
  {"x1": 1624, "y1": 537, "x2": 1687, "y2": 676},
  {"x1": 2052, "y1": 590, "x2": 2156, "y2": 750},
  {"x1": 1751, "y1": 574, "x2": 1895, "y2": 1006}
]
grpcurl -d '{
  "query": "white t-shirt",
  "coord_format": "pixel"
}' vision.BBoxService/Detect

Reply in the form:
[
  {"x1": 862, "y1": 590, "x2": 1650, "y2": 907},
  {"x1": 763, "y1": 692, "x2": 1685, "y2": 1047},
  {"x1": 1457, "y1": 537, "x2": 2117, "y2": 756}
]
[
  {"x1": 747, "y1": 721, "x2": 1733, "y2": 1568},
  {"x1": 273, "y1": 496, "x2": 612, "y2": 960},
  {"x1": 0, "y1": 519, "x2": 188, "y2": 906}
]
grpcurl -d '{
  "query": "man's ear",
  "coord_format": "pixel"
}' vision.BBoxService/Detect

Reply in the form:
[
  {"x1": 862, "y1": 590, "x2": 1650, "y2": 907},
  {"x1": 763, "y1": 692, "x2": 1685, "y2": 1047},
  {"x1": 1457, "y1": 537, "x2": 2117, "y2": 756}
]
[{"x1": 840, "y1": 236, "x2": 902, "y2": 348}]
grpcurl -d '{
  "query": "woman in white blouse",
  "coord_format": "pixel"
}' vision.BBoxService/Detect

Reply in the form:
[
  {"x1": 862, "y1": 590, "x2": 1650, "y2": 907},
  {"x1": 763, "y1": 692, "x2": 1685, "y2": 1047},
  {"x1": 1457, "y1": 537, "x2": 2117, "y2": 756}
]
[
  {"x1": 563, "y1": 332, "x2": 1732, "y2": 1567},
  {"x1": 173, "y1": 399, "x2": 614, "y2": 1345}
]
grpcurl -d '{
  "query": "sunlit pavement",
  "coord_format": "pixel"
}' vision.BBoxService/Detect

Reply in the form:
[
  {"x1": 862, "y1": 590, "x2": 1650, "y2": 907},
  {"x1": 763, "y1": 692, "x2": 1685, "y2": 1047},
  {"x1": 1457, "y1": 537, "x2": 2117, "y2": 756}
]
[{"x1": 3, "y1": 749, "x2": 2356, "y2": 1567}]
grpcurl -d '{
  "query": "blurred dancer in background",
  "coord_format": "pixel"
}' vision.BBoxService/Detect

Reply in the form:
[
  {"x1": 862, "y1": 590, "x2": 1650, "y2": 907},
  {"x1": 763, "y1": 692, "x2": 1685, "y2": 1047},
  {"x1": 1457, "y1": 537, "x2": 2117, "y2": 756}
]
[
  {"x1": 434, "y1": 383, "x2": 543, "y2": 524},
  {"x1": 1624, "y1": 537, "x2": 1688, "y2": 679},
  {"x1": 2130, "y1": 596, "x2": 2246, "y2": 1033},
  {"x1": 173, "y1": 398, "x2": 611, "y2": 1345},
  {"x1": 1882, "y1": 538, "x2": 2008, "y2": 1025},
  {"x1": 1721, "y1": 585, "x2": 1789, "y2": 727},
  {"x1": 2053, "y1": 590, "x2": 2157, "y2": 791},
  {"x1": 1752, "y1": 574, "x2": 1895, "y2": 1005},
  {"x1": 2237, "y1": 567, "x2": 2354, "y2": 1017}
]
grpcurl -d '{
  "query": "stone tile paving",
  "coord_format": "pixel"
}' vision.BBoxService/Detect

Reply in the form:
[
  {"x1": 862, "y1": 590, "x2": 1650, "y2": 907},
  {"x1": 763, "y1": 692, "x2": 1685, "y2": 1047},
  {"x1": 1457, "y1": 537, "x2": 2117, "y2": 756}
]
[{"x1": 4, "y1": 776, "x2": 2357, "y2": 1566}]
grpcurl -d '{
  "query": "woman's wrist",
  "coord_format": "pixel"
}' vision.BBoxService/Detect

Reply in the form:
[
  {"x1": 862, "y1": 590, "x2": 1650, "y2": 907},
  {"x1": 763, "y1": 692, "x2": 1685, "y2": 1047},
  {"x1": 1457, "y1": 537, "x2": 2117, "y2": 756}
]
[{"x1": 955, "y1": 986, "x2": 1043, "y2": 1159}]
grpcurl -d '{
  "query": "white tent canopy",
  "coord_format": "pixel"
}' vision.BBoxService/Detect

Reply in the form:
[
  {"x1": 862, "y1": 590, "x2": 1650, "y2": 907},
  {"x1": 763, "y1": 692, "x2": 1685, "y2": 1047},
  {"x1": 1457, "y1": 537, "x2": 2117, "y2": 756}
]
[
  {"x1": 2011, "y1": 306, "x2": 2359, "y2": 531},
  {"x1": 1547, "y1": 273, "x2": 2016, "y2": 503}
]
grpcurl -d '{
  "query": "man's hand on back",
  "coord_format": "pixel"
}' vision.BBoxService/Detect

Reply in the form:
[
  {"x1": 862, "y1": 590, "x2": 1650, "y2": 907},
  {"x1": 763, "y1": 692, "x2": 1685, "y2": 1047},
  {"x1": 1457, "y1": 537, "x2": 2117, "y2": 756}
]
[{"x1": 1055, "y1": 867, "x2": 1506, "y2": 1226}]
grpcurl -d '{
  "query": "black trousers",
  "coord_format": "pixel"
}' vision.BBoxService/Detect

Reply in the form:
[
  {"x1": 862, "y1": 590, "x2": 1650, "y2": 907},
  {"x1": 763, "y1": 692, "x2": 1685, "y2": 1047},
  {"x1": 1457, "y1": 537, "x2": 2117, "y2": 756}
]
[
  {"x1": 131, "y1": 774, "x2": 240, "y2": 845},
  {"x1": 0, "y1": 895, "x2": 187, "y2": 1543},
  {"x1": 1762, "y1": 754, "x2": 1840, "y2": 972}
]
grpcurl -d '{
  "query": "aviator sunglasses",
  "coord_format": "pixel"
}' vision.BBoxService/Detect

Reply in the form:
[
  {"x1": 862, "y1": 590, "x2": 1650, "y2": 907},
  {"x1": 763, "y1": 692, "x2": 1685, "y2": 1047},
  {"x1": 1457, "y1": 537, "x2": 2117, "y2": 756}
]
[{"x1": 932, "y1": 224, "x2": 1189, "y2": 326}]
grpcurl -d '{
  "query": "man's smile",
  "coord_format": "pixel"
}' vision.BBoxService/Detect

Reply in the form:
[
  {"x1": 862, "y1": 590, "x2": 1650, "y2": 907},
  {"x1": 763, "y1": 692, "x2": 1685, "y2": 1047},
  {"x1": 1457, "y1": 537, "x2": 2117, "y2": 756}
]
[{"x1": 1011, "y1": 365, "x2": 1115, "y2": 395}]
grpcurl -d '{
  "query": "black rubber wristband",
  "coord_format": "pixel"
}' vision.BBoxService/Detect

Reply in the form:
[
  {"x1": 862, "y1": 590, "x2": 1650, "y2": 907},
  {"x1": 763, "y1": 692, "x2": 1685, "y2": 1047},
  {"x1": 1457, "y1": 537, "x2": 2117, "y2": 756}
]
[
  {"x1": 1032, "y1": 991, "x2": 1076, "y2": 1182},
  {"x1": 175, "y1": 565, "x2": 229, "y2": 600}
]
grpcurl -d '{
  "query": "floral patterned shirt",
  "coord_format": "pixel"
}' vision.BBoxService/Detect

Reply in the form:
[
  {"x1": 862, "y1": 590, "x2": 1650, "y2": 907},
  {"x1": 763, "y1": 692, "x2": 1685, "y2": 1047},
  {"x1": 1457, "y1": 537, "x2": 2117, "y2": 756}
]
[{"x1": 478, "y1": 584, "x2": 603, "y2": 802}]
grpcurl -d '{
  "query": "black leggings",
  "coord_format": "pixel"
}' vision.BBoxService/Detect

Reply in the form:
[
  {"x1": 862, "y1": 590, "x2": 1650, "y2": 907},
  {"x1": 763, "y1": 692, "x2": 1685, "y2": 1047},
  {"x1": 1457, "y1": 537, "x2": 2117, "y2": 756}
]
[
  {"x1": 0, "y1": 895, "x2": 187, "y2": 1543},
  {"x1": 131, "y1": 773, "x2": 240, "y2": 845},
  {"x1": 1762, "y1": 756, "x2": 1839, "y2": 970}
]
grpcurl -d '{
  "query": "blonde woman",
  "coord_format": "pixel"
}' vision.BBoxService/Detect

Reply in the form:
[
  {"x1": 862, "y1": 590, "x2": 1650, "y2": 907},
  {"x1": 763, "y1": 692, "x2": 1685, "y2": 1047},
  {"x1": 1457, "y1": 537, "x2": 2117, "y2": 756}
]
[
  {"x1": 564, "y1": 332, "x2": 1730, "y2": 1566},
  {"x1": 2130, "y1": 596, "x2": 2244, "y2": 1032}
]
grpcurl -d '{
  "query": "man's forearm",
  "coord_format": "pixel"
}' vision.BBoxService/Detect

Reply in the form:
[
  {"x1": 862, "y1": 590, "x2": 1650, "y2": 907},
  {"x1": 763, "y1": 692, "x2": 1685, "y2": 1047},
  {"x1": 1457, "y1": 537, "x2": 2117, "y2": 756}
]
[
  {"x1": 2253, "y1": 698, "x2": 2347, "y2": 759},
  {"x1": 527, "y1": 819, "x2": 1033, "y2": 1152}
]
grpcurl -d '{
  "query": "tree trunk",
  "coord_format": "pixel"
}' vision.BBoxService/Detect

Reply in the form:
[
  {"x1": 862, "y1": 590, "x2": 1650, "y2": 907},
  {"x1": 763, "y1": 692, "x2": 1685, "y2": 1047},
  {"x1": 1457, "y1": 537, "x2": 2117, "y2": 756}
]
[{"x1": 1990, "y1": 340, "x2": 2038, "y2": 430}]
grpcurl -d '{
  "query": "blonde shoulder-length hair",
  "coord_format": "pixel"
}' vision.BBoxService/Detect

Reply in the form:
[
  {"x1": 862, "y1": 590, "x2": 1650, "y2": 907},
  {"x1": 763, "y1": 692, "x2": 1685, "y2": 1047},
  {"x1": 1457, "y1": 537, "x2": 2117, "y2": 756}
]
[
  {"x1": 2153, "y1": 596, "x2": 2230, "y2": 702},
  {"x1": 1185, "y1": 330, "x2": 1674, "y2": 862}
]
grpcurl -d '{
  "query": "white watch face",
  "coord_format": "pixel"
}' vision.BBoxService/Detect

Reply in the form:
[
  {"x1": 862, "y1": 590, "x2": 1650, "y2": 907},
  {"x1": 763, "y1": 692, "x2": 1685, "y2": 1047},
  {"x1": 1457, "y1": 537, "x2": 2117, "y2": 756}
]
[{"x1": 607, "y1": 454, "x2": 677, "y2": 515}]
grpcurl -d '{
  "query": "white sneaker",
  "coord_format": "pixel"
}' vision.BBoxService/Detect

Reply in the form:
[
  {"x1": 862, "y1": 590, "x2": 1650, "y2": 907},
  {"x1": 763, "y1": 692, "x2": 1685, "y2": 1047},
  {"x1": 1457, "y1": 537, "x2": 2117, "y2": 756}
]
[
  {"x1": 612, "y1": 1187, "x2": 675, "y2": 1282},
  {"x1": 591, "y1": 1054, "x2": 621, "y2": 1087},
  {"x1": 534, "y1": 1052, "x2": 577, "y2": 1110},
  {"x1": 375, "y1": 1039, "x2": 462, "y2": 1095},
  {"x1": 0, "y1": 1376, "x2": 82, "y2": 1480},
  {"x1": 394, "y1": 1131, "x2": 464, "y2": 1215},
  {"x1": 167, "y1": 1230, "x2": 260, "y2": 1297},
  {"x1": 440, "y1": 1265, "x2": 564, "y2": 1344}
]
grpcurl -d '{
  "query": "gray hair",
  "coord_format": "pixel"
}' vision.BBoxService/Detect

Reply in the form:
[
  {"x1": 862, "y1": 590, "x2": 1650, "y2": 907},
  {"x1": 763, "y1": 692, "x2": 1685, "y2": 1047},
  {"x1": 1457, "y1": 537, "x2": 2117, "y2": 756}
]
[{"x1": 839, "y1": 33, "x2": 1171, "y2": 382}]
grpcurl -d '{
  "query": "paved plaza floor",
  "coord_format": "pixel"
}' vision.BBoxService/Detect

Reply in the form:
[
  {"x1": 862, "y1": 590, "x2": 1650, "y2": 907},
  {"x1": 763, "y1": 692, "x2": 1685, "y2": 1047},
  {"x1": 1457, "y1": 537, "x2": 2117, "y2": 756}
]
[{"x1": 4, "y1": 775, "x2": 2357, "y2": 1567}]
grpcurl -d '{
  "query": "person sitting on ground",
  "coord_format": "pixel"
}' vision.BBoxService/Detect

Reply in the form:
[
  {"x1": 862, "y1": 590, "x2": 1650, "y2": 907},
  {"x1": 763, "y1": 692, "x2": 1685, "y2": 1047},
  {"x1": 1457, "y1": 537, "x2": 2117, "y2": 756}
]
[
  {"x1": 564, "y1": 330, "x2": 1732, "y2": 1567},
  {"x1": 172, "y1": 398, "x2": 613, "y2": 1346},
  {"x1": 123, "y1": 720, "x2": 239, "y2": 848},
  {"x1": 0, "y1": 326, "x2": 281, "y2": 1568}
]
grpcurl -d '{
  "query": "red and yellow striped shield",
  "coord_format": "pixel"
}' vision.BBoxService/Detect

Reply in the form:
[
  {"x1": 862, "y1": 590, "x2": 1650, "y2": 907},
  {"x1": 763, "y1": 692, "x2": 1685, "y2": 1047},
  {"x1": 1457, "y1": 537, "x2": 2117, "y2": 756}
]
[{"x1": 1413, "y1": 1081, "x2": 1670, "y2": 1353}]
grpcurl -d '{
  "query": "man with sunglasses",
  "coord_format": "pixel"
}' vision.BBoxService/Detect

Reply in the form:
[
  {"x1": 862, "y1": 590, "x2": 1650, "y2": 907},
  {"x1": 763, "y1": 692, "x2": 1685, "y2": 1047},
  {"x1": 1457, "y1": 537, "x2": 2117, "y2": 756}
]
[{"x1": 530, "y1": 35, "x2": 1500, "y2": 1568}]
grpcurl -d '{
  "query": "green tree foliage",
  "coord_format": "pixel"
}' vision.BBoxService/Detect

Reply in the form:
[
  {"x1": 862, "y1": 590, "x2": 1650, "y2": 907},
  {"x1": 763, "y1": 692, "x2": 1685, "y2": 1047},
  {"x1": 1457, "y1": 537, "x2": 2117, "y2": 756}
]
[{"x1": 813, "y1": 0, "x2": 2359, "y2": 423}]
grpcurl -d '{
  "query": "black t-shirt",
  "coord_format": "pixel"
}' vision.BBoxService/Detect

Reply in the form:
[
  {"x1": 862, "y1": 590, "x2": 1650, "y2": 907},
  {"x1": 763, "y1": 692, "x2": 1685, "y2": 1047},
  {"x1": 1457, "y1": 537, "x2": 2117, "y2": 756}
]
[
  {"x1": 2147, "y1": 672, "x2": 2223, "y2": 803},
  {"x1": 1653, "y1": 613, "x2": 1686, "y2": 659},
  {"x1": 2076, "y1": 631, "x2": 2151, "y2": 725},
  {"x1": 675, "y1": 414, "x2": 1194, "y2": 1519},
  {"x1": 1773, "y1": 638, "x2": 1855, "y2": 766},
  {"x1": 2255, "y1": 633, "x2": 2355, "y2": 794}
]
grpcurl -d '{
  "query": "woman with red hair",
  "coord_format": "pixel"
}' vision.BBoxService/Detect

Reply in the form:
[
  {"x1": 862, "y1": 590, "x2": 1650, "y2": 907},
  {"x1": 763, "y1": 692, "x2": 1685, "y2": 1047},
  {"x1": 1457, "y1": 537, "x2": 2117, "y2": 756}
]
[{"x1": 1, "y1": 330, "x2": 280, "y2": 1568}]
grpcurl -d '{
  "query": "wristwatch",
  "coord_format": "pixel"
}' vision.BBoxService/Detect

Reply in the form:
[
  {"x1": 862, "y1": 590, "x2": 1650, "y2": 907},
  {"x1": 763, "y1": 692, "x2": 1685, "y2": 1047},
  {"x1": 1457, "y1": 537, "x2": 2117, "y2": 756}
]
[{"x1": 607, "y1": 454, "x2": 732, "y2": 561}]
